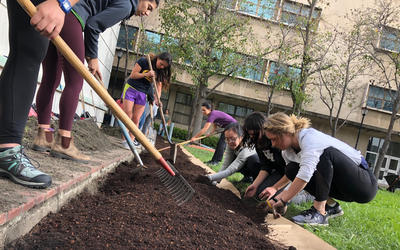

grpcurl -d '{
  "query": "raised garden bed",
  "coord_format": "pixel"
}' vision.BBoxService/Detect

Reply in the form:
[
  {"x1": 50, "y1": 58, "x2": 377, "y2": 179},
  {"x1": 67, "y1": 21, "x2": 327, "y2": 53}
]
[{"x1": 6, "y1": 138, "x2": 288, "y2": 249}]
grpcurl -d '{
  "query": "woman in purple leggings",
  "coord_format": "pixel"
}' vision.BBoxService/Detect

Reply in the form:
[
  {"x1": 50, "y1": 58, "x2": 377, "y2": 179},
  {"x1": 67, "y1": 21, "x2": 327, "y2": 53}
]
[{"x1": 32, "y1": 0, "x2": 159, "y2": 163}]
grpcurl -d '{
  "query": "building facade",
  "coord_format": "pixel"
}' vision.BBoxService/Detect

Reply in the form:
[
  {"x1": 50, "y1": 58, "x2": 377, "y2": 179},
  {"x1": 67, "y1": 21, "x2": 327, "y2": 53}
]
[{"x1": 109, "y1": 0, "x2": 400, "y2": 185}]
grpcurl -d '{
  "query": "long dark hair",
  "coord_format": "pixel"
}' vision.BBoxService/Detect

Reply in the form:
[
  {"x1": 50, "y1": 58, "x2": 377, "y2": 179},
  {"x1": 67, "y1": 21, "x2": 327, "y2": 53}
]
[
  {"x1": 242, "y1": 112, "x2": 267, "y2": 148},
  {"x1": 150, "y1": 52, "x2": 172, "y2": 89}
]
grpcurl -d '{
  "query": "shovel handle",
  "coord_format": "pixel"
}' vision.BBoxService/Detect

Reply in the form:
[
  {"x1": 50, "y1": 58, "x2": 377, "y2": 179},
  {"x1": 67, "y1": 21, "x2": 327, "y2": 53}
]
[{"x1": 16, "y1": 0, "x2": 175, "y2": 176}]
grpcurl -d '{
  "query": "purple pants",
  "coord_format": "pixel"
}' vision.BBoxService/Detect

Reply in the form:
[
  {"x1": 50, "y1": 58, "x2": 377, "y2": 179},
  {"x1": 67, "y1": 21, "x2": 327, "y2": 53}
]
[
  {"x1": 121, "y1": 83, "x2": 147, "y2": 106},
  {"x1": 36, "y1": 12, "x2": 84, "y2": 131}
]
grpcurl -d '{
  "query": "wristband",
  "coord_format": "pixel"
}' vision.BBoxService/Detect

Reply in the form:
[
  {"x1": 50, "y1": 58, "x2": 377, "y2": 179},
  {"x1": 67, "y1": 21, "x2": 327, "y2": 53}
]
[
  {"x1": 58, "y1": 0, "x2": 72, "y2": 13},
  {"x1": 280, "y1": 198, "x2": 288, "y2": 206}
]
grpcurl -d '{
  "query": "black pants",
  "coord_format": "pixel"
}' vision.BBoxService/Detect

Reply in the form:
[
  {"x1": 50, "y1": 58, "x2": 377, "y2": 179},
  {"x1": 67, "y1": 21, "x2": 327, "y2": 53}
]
[
  {"x1": 0, "y1": 0, "x2": 49, "y2": 144},
  {"x1": 211, "y1": 133, "x2": 226, "y2": 162},
  {"x1": 238, "y1": 153, "x2": 261, "y2": 180},
  {"x1": 285, "y1": 147, "x2": 378, "y2": 203}
]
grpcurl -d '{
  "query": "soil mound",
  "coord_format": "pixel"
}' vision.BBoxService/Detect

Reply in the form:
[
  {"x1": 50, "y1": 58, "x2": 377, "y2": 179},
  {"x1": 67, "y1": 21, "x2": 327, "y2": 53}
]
[
  {"x1": 6, "y1": 139, "x2": 288, "y2": 249},
  {"x1": 23, "y1": 117, "x2": 113, "y2": 152}
]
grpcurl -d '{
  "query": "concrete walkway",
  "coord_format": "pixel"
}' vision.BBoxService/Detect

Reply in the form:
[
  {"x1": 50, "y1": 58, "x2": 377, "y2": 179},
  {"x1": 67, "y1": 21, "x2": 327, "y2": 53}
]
[{"x1": 181, "y1": 146, "x2": 336, "y2": 250}]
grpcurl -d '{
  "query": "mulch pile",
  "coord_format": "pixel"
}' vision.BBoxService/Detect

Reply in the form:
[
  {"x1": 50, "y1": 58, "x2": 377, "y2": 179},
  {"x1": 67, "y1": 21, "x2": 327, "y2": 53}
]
[{"x1": 6, "y1": 138, "x2": 289, "y2": 249}]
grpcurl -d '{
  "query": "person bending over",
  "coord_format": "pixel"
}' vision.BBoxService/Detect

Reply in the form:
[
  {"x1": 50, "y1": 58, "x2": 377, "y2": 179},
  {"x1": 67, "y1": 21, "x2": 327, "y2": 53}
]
[
  {"x1": 199, "y1": 122, "x2": 260, "y2": 185},
  {"x1": 190, "y1": 102, "x2": 237, "y2": 165},
  {"x1": 242, "y1": 112, "x2": 286, "y2": 200},
  {"x1": 121, "y1": 52, "x2": 171, "y2": 148},
  {"x1": 263, "y1": 112, "x2": 377, "y2": 226}
]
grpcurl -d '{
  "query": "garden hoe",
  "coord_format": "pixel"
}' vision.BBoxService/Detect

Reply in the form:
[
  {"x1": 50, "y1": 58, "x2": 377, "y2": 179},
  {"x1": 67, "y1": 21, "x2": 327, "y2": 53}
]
[{"x1": 17, "y1": 0, "x2": 195, "y2": 206}]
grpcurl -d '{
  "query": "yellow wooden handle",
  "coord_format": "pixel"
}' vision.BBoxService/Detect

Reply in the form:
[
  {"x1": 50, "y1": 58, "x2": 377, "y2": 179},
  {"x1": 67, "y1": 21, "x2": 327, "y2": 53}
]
[{"x1": 16, "y1": 0, "x2": 168, "y2": 166}]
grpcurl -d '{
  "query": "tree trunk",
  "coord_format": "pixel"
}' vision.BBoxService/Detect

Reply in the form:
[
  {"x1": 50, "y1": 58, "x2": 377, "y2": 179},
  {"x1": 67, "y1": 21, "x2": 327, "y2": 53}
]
[
  {"x1": 188, "y1": 81, "x2": 208, "y2": 138},
  {"x1": 374, "y1": 95, "x2": 400, "y2": 178}
]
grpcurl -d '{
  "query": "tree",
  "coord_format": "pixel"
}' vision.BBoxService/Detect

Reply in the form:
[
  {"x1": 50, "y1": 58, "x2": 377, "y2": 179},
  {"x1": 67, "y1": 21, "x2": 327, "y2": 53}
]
[
  {"x1": 316, "y1": 21, "x2": 370, "y2": 137},
  {"x1": 159, "y1": 0, "x2": 257, "y2": 137},
  {"x1": 358, "y1": 0, "x2": 400, "y2": 178}
]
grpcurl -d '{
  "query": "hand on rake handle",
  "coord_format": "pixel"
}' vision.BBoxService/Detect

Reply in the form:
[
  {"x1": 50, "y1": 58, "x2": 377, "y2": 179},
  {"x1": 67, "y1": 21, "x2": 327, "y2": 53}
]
[
  {"x1": 86, "y1": 57, "x2": 102, "y2": 81},
  {"x1": 30, "y1": 0, "x2": 65, "y2": 39}
]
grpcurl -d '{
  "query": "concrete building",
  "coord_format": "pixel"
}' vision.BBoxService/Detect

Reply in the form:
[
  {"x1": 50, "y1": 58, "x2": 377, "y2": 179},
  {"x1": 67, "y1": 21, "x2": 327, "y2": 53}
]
[{"x1": 109, "y1": 0, "x2": 400, "y2": 185}]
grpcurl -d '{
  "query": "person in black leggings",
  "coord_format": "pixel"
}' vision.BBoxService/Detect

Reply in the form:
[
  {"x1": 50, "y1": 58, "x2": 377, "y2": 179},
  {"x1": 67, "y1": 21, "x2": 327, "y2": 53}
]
[
  {"x1": 262, "y1": 112, "x2": 377, "y2": 226},
  {"x1": 0, "y1": 0, "x2": 79, "y2": 188}
]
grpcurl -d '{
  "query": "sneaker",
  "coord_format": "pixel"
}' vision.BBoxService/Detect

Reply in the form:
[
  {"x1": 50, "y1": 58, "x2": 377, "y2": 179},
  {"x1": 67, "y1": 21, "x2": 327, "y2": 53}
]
[
  {"x1": 325, "y1": 202, "x2": 344, "y2": 219},
  {"x1": 205, "y1": 160, "x2": 219, "y2": 166},
  {"x1": 0, "y1": 146, "x2": 52, "y2": 188},
  {"x1": 121, "y1": 141, "x2": 130, "y2": 150},
  {"x1": 133, "y1": 140, "x2": 141, "y2": 148},
  {"x1": 292, "y1": 206, "x2": 328, "y2": 226}
]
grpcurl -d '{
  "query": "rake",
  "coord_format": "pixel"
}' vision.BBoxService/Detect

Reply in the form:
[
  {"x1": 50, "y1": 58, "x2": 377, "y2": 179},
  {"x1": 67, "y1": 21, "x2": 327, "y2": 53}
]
[{"x1": 17, "y1": 0, "x2": 195, "y2": 206}]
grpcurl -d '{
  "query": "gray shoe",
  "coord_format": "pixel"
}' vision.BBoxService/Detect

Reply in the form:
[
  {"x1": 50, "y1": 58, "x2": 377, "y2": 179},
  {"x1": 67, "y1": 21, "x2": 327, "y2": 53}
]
[
  {"x1": 292, "y1": 206, "x2": 328, "y2": 226},
  {"x1": 0, "y1": 146, "x2": 51, "y2": 188},
  {"x1": 325, "y1": 202, "x2": 344, "y2": 219}
]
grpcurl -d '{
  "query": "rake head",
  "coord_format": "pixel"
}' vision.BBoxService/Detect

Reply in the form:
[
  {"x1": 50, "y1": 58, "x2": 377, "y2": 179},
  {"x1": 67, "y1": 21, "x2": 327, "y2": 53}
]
[{"x1": 155, "y1": 161, "x2": 195, "y2": 206}]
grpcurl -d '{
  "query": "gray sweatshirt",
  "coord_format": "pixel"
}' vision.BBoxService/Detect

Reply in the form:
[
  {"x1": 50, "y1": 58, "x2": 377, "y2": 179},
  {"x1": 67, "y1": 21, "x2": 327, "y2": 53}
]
[
  {"x1": 208, "y1": 145, "x2": 257, "y2": 182},
  {"x1": 72, "y1": 0, "x2": 138, "y2": 58}
]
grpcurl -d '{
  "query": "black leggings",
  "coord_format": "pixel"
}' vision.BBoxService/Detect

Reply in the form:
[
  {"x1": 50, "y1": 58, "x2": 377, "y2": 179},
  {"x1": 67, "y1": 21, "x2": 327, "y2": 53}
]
[
  {"x1": 285, "y1": 147, "x2": 378, "y2": 203},
  {"x1": 211, "y1": 132, "x2": 226, "y2": 162},
  {"x1": 238, "y1": 153, "x2": 261, "y2": 180},
  {"x1": 0, "y1": 0, "x2": 48, "y2": 144}
]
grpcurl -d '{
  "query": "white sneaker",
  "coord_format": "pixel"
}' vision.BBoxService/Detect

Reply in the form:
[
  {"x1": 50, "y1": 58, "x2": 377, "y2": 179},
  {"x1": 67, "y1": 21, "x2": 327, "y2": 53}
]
[{"x1": 121, "y1": 141, "x2": 130, "y2": 150}]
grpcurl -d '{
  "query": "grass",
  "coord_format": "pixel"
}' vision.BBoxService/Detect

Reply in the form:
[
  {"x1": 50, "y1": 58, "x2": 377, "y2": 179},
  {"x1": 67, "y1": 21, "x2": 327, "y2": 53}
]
[{"x1": 185, "y1": 145, "x2": 400, "y2": 250}]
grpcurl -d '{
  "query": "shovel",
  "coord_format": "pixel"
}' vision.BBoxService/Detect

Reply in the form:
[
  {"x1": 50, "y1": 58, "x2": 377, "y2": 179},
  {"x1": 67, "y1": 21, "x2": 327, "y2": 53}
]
[{"x1": 17, "y1": 0, "x2": 195, "y2": 206}]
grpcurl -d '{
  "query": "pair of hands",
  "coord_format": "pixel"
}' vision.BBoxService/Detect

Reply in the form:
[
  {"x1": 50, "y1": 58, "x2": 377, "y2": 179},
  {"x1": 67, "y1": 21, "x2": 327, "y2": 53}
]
[
  {"x1": 145, "y1": 70, "x2": 156, "y2": 79},
  {"x1": 244, "y1": 185, "x2": 287, "y2": 218}
]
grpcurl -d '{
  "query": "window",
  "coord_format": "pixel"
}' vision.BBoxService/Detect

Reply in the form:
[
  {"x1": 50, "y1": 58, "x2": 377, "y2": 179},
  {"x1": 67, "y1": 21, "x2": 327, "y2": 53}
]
[
  {"x1": 366, "y1": 85, "x2": 396, "y2": 112},
  {"x1": 173, "y1": 92, "x2": 193, "y2": 125},
  {"x1": 239, "y1": 0, "x2": 278, "y2": 20},
  {"x1": 280, "y1": 0, "x2": 321, "y2": 28},
  {"x1": 117, "y1": 26, "x2": 138, "y2": 50},
  {"x1": 234, "y1": 53, "x2": 265, "y2": 81},
  {"x1": 268, "y1": 61, "x2": 301, "y2": 88},
  {"x1": 138, "y1": 30, "x2": 162, "y2": 54},
  {"x1": 218, "y1": 102, "x2": 253, "y2": 118},
  {"x1": 379, "y1": 26, "x2": 400, "y2": 53}
]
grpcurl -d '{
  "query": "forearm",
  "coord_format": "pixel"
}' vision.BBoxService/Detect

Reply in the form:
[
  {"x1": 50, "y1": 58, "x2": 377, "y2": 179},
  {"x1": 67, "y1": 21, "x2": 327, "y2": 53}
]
[
  {"x1": 271, "y1": 175, "x2": 291, "y2": 192},
  {"x1": 279, "y1": 177, "x2": 307, "y2": 202},
  {"x1": 130, "y1": 71, "x2": 147, "y2": 79},
  {"x1": 252, "y1": 170, "x2": 268, "y2": 187}
]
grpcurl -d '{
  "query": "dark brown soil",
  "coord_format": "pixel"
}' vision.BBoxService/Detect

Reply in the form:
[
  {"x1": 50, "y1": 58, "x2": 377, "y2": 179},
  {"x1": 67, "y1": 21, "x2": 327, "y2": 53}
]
[{"x1": 6, "y1": 138, "x2": 288, "y2": 249}]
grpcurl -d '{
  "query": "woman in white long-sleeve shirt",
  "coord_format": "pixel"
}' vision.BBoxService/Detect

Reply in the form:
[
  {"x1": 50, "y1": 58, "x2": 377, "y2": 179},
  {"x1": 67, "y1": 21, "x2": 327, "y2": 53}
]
[
  {"x1": 201, "y1": 123, "x2": 260, "y2": 185},
  {"x1": 261, "y1": 112, "x2": 377, "y2": 226}
]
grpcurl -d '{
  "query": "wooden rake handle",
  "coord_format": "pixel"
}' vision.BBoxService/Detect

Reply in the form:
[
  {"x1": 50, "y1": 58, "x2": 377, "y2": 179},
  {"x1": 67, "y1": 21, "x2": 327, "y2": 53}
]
[
  {"x1": 16, "y1": 0, "x2": 175, "y2": 176},
  {"x1": 158, "y1": 135, "x2": 209, "y2": 152}
]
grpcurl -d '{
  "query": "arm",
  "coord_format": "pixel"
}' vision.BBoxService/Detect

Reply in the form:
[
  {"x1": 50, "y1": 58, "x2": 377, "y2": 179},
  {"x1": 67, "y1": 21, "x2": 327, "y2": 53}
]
[
  {"x1": 244, "y1": 170, "x2": 268, "y2": 198},
  {"x1": 31, "y1": 0, "x2": 80, "y2": 39},
  {"x1": 276, "y1": 177, "x2": 307, "y2": 203},
  {"x1": 208, "y1": 147, "x2": 239, "y2": 181},
  {"x1": 84, "y1": 1, "x2": 131, "y2": 60},
  {"x1": 191, "y1": 122, "x2": 212, "y2": 141},
  {"x1": 129, "y1": 63, "x2": 153, "y2": 80},
  {"x1": 154, "y1": 82, "x2": 162, "y2": 107}
]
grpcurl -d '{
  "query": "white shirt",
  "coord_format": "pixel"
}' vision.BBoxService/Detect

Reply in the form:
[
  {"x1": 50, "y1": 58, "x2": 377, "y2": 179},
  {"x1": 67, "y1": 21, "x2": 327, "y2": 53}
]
[{"x1": 282, "y1": 128, "x2": 362, "y2": 182}]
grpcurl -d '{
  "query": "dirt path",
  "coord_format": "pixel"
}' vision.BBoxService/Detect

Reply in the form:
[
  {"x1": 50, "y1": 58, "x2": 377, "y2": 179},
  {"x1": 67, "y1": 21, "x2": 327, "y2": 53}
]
[{"x1": 6, "y1": 138, "x2": 288, "y2": 249}]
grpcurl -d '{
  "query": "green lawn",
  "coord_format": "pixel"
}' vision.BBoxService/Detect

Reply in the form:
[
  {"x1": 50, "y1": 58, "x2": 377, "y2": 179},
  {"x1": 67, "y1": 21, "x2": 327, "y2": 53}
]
[{"x1": 185, "y1": 146, "x2": 400, "y2": 250}]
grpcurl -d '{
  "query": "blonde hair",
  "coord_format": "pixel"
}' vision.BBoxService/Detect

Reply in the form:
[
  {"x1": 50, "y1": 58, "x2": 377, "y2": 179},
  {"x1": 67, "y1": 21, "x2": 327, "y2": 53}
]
[{"x1": 264, "y1": 112, "x2": 311, "y2": 135}]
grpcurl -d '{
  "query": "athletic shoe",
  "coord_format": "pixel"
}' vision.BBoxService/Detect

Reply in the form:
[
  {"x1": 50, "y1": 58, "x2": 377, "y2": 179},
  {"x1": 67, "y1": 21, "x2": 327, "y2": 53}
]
[
  {"x1": 133, "y1": 140, "x2": 141, "y2": 147},
  {"x1": 292, "y1": 206, "x2": 328, "y2": 226},
  {"x1": 121, "y1": 141, "x2": 130, "y2": 150},
  {"x1": 0, "y1": 146, "x2": 52, "y2": 188},
  {"x1": 325, "y1": 202, "x2": 344, "y2": 219},
  {"x1": 205, "y1": 160, "x2": 219, "y2": 166}
]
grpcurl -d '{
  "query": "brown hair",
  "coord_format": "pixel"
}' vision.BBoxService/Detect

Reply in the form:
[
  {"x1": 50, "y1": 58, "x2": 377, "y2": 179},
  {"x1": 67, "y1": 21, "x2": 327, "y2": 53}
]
[{"x1": 264, "y1": 112, "x2": 310, "y2": 135}]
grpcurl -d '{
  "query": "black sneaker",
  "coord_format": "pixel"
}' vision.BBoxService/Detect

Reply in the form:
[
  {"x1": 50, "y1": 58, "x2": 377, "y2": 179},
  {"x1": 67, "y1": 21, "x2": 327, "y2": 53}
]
[
  {"x1": 0, "y1": 146, "x2": 52, "y2": 188},
  {"x1": 325, "y1": 202, "x2": 344, "y2": 219},
  {"x1": 205, "y1": 160, "x2": 219, "y2": 166},
  {"x1": 292, "y1": 206, "x2": 328, "y2": 226}
]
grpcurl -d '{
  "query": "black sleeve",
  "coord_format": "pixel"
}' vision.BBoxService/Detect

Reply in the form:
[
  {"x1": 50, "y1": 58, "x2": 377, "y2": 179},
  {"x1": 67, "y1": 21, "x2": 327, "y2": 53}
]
[
  {"x1": 137, "y1": 57, "x2": 149, "y2": 72},
  {"x1": 257, "y1": 147, "x2": 286, "y2": 175}
]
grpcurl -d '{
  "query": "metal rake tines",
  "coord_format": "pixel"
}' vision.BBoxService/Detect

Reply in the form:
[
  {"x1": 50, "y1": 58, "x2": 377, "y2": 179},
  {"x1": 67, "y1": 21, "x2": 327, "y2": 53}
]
[{"x1": 155, "y1": 168, "x2": 195, "y2": 206}]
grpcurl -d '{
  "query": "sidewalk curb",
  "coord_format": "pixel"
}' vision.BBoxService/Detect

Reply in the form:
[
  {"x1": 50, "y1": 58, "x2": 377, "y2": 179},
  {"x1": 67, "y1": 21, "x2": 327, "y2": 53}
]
[{"x1": 0, "y1": 151, "x2": 134, "y2": 248}]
